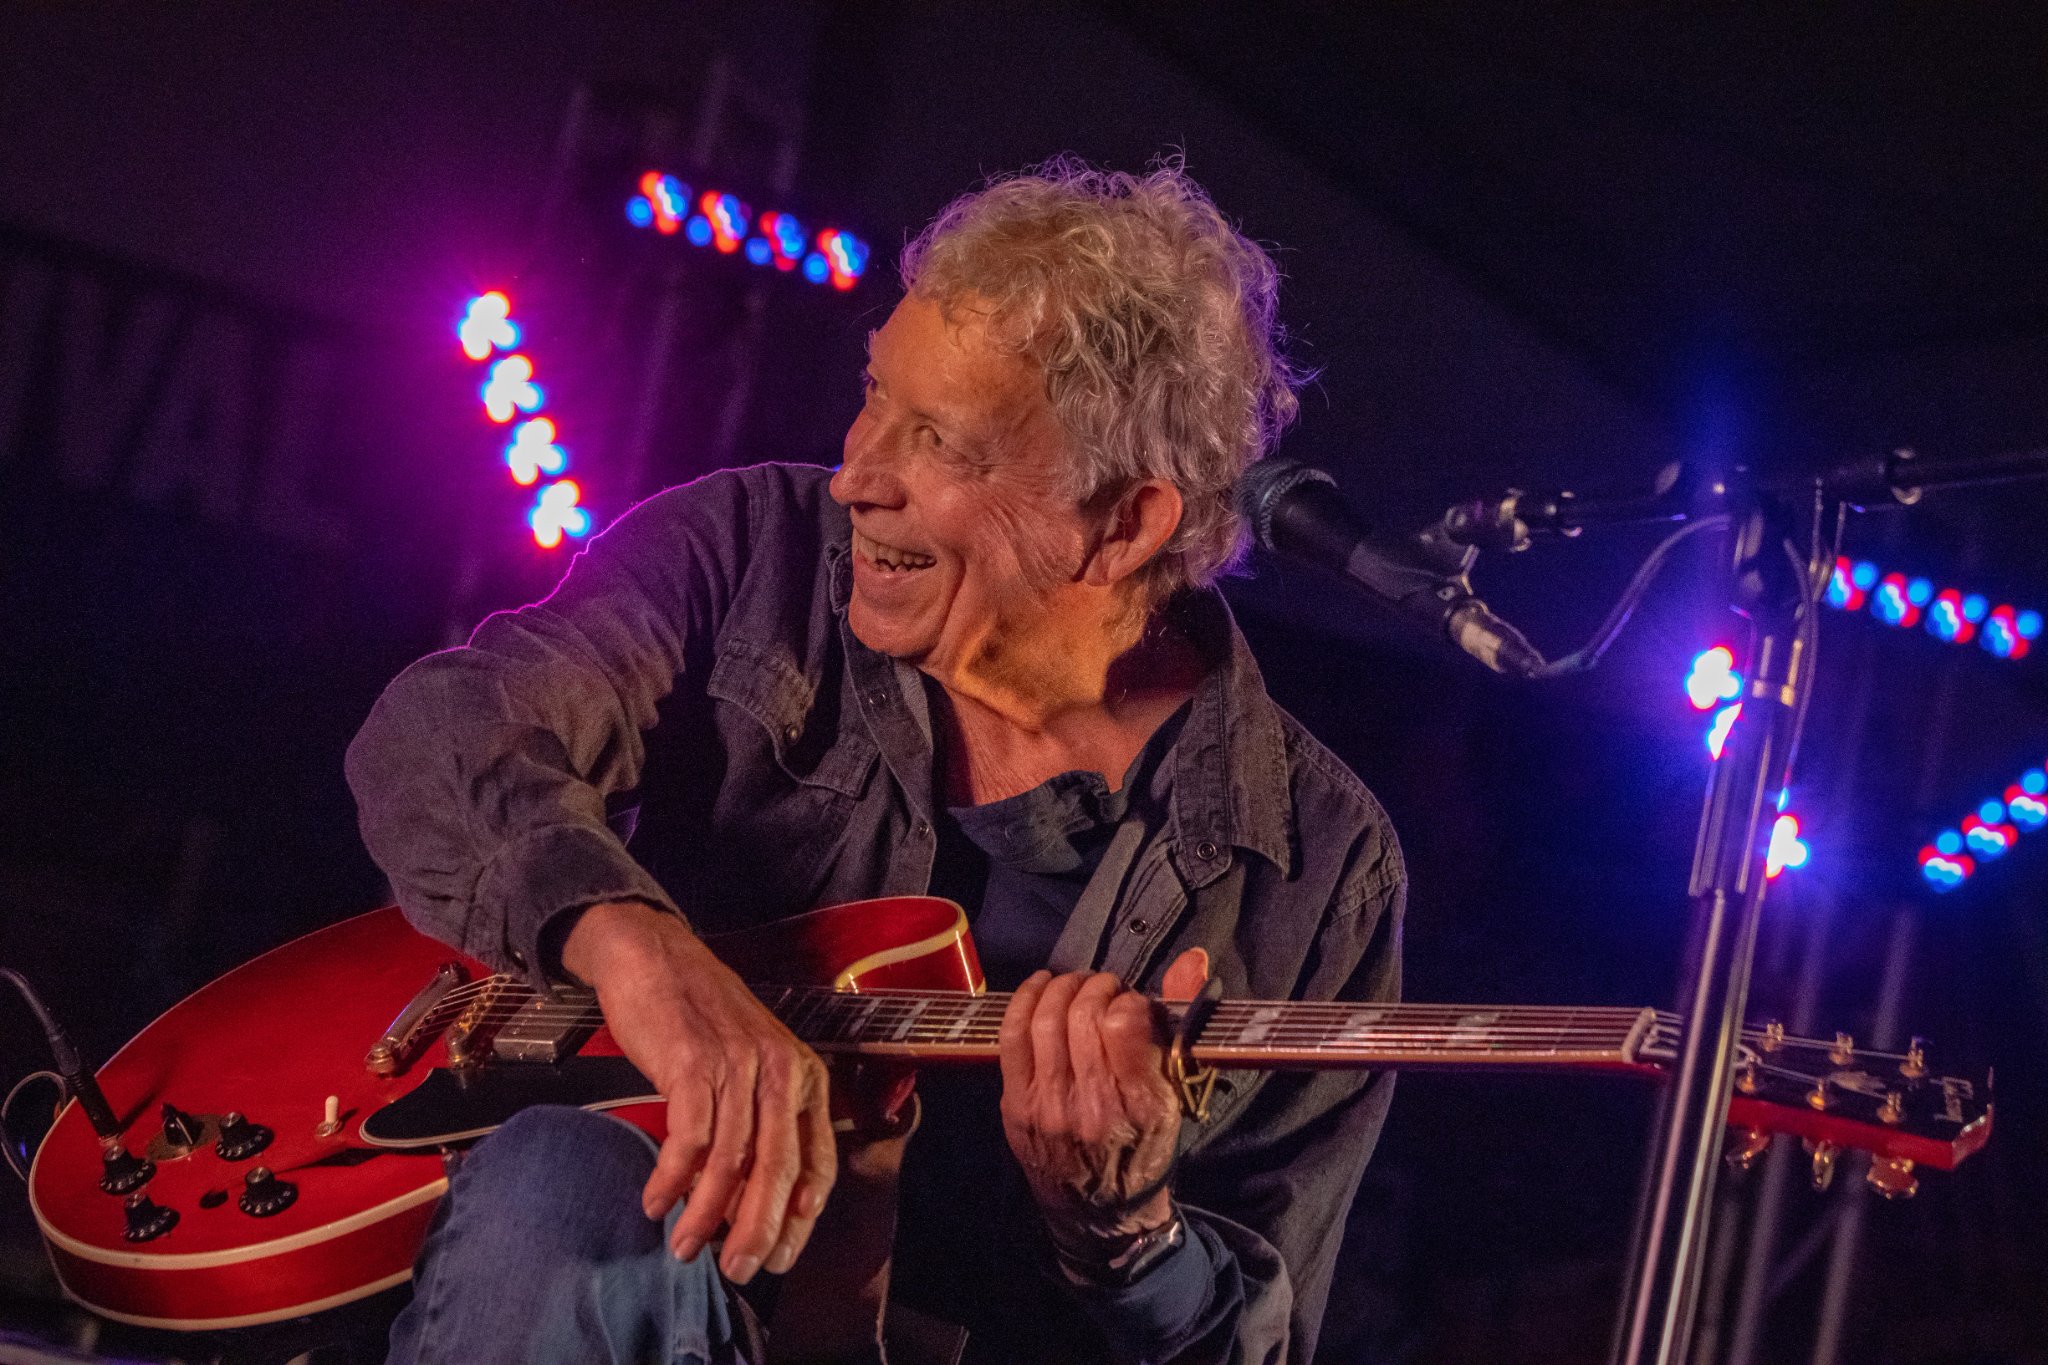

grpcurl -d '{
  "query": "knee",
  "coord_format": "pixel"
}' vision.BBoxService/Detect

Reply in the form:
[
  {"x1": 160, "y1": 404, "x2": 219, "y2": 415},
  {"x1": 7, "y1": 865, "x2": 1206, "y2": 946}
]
[{"x1": 456, "y1": 1106, "x2": 655, "y2": 1212}]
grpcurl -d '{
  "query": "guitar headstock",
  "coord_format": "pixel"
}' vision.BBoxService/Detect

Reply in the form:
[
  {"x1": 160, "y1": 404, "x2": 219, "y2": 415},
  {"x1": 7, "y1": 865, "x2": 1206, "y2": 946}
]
[{"x1": 1637, "y1": 1021, "x2": 1991, "y2": 1197}]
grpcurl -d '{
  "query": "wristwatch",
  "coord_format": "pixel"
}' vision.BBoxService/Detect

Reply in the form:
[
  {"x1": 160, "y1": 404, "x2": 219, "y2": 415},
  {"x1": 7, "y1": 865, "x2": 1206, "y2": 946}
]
[{"x1": 1054, "y1": 1208, "x2": 1188, "y2": 1289}]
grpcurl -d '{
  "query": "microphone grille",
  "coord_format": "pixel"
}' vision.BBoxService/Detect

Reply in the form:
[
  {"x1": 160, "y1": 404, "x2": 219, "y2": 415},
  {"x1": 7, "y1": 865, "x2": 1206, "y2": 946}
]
[{"x1": 1236, "y1": 459, "x2": 1338, "y2": 550}]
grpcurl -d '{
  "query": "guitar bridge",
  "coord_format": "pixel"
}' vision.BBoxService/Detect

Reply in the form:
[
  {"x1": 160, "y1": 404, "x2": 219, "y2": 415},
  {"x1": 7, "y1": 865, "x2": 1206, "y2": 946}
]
[{"x1": 364, "y1": 963, "x2": 468, "y2": 1076}]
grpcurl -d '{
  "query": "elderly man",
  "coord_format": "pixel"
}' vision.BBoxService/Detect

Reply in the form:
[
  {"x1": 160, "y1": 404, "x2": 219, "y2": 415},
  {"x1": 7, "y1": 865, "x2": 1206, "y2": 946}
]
[{"x1": 347, "y1": 160, "x2": 1402, "y2": 1365}]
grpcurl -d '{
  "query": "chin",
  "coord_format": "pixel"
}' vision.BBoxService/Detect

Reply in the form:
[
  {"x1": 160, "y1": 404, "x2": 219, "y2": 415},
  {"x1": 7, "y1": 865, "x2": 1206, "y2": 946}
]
[{"x1": 847, "y1": 598, "x2": 931, "y2": 662}]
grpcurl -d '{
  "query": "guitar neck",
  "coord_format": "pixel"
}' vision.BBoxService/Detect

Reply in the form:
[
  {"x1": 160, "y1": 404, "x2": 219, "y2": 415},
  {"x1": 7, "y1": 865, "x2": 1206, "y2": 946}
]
[{"x1": 761, "y1": 987, "x2": 1665, "y2": 1073}]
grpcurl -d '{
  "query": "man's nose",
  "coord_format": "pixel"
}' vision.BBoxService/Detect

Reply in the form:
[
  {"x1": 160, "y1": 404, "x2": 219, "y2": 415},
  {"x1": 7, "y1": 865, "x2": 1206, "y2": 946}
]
[{"x1": 830, "y1": 420, "x2": 903, "y2": 509}]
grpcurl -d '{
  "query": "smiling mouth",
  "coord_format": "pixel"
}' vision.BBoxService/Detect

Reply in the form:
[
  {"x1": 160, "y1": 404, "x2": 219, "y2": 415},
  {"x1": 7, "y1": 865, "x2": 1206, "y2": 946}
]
[{"x1": 854, "y1": 529, "x2": 937, "y2": 574}]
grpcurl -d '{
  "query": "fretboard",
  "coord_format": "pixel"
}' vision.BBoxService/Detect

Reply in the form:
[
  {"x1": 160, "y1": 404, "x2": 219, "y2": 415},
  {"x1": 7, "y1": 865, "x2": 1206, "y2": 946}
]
[{"x1": 758, "y1": 986, "x2": 1662, "y2": 1071}]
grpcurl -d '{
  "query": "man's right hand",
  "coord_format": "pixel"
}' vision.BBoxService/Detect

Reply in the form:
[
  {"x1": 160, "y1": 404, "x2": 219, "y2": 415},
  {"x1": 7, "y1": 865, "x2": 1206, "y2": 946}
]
[{"x1": 560, "y1": 900, "x2": 837, "y2": 1284}]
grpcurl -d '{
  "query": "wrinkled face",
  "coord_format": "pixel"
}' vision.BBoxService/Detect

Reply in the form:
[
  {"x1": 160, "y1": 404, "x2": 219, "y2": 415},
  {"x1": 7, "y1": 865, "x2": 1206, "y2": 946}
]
[{"x1": 831, "y1": 293, "x2": 1100, "y2": 675}]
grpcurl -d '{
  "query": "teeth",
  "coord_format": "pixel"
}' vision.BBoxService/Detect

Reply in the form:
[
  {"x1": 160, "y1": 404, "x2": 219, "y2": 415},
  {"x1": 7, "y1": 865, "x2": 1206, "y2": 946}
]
[{"x1": 857, "y1": 530, "x2": 935, "y2": 571}]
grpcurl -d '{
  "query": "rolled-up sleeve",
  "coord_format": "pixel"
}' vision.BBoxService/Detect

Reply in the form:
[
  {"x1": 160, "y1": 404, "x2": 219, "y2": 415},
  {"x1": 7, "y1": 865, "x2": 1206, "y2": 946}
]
[{"x1": 344, "y1": 469, "x2": 761, "y2": 981}]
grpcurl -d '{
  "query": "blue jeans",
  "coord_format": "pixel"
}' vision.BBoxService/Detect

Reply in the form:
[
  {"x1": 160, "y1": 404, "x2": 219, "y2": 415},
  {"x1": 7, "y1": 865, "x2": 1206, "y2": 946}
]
[{"x1": 387, "y1": 1106, "x2": 753, "y2": 1365}]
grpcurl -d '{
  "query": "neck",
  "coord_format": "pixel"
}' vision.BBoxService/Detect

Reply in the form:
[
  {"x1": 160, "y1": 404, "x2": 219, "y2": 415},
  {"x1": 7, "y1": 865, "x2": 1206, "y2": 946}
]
[{"x1": 928, "y1": 602, "x2": 1204, "y2": 805}]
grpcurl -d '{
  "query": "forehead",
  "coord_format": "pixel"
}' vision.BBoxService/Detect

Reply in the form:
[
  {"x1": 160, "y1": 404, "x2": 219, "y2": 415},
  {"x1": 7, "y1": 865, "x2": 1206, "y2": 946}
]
[{"x1": 869, "y1": 293, "x2": 1053, "y2": 445}]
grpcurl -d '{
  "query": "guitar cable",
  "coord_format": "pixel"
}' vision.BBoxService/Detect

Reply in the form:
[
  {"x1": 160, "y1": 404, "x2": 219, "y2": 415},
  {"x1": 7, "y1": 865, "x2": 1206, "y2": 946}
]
[{"x1": 3, "y1": 967, "x2": 123, "y2": 1178}]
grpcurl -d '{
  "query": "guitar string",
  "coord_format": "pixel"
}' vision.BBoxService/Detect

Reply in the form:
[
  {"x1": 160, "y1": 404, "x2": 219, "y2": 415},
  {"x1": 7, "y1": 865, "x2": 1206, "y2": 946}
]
[{"x1": 389, "y1": 988, "x2": 1911, "y2": 1060}]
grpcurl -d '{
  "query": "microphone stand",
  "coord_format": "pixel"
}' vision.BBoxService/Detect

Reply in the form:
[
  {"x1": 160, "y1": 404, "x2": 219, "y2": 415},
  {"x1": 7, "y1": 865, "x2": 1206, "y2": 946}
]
[{"x1": 1432, "y1": 445, "x2": 2048, "y2": 1365}]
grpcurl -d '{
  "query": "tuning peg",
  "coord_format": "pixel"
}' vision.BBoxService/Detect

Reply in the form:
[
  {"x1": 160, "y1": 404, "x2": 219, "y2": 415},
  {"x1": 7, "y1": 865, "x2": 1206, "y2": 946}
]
[
  {"x1": 1865, "y1": 1155, "x2": 1919, "y2": 1200},
  {"x1": 1724, "y1": 1128, "x2": 1772, "y2": 1173},
  {"x1": 1878, "y1": 1091, "x2": 1904, "y2": 1126},
  {"x1": 1900, "y1": 1037, "x2": 1927, "y2": 1080},
  {"x1": 1760, "y1": 1021, "x2": 1786, "y2": 1053},
  {"x1": 1734, "y1": 1058, "x2": 1759, "y2": 1095},
  {"x1": 1805, "y1": 1139, "x2": 1839, "y2": 1191},
  {"x1": 1829, "y1": 1032, "x2": 1855, "y2": 1065},
  {"x1": 1806, "y1": 1076, "x2": 1831, "y2": 1111}
]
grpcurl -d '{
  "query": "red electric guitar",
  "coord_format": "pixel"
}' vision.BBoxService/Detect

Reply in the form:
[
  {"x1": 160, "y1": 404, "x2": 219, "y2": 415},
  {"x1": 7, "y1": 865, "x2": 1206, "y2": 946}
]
[{"x1": 28, "y1": 898, "x2": 1991, "y2": 1331}]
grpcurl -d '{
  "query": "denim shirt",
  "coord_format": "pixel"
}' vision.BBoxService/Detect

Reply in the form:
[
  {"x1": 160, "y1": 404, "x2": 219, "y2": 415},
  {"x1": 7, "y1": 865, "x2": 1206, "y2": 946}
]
[{"x1": 345, "y1": 462, "x2": 1404, "y2": 1365}]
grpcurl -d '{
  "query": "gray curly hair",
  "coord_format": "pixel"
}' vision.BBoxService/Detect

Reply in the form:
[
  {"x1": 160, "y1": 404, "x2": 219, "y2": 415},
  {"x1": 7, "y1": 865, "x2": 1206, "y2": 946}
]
[{"x1": 900, "y1": 157, "x2": 1304, "y2": 601}]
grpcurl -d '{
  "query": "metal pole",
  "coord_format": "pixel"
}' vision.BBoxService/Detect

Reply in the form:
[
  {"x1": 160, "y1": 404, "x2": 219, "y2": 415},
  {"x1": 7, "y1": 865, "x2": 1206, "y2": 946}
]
[
  {"x1": 1808, "y1": 901, "x2": 1915, "y2": 1365},
  {"x1": 1613, "y1": 500, "x2": 1813, "y2": 1365}
]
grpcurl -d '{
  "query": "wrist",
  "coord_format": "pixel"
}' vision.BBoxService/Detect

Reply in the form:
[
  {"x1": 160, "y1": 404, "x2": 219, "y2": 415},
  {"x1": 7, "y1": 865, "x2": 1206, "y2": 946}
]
[
  {"x1": 557, "y1": 899, "x2": 688, "y2": 986},
  {"x1": 1050, "y1": 1203, "x2": 1186, "y2": 1289}
]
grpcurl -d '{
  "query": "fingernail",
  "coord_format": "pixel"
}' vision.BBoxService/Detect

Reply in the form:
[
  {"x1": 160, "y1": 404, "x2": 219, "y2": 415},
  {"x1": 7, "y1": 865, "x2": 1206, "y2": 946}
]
[
  {"x1": 673, "y1": 1235, "x2": 702, "y2": 1262},
  {"x1": 727, "y1": 1253, "x2": 761, "y2": 1283},
  {"x1": 766, "y1": 1242, "x2": 796, "y2": 1275}
]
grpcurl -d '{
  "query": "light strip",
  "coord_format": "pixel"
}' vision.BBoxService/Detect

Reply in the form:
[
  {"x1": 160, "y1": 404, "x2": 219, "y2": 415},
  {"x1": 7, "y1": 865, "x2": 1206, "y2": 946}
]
[
  {"x1": 455, "y1": 291, "x2": 591, "y2": 551},
  {"x1": 1827, "y1": 557, "x2": 2041, "y2": 659},
  {"x1": 625, "y1": 172, "x2": 872, "y2": 291},
  {"x1": 1683, "y1": 647, "x2": 1808, "y2": 877}
]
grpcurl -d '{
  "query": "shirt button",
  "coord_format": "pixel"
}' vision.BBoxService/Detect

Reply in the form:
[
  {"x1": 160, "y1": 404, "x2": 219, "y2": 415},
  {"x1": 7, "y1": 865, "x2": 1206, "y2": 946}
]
[
  {"x1": 914, "y1": 820, "x2": 932, "y2": 838},
  {"x1": 1127, "y1": 918, "x2": 1151, "y2": 935},
  {"x1": 1194, "y1": 839, "x2": 1220, "y2": 861},
  {"x1": 783, "y1": 722, "x2": 801, "y2": 742}
]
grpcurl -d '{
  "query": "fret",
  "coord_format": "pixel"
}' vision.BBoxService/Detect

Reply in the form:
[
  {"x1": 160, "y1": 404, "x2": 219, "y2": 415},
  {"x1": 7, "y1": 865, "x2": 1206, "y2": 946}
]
[
  {"x1": 1446, "y1": 1011, "x2": 1502, "y2": 1049},
  {"x1": 1233, "y1": 1005, "x2": 1285, "y2": 1046},
  {"x1": 887, "y1": 997, "x2": 927, "y2": 1043},
  {"x1": 1332, "y1": 1007, "x2": 1389, "y2": 1043}
]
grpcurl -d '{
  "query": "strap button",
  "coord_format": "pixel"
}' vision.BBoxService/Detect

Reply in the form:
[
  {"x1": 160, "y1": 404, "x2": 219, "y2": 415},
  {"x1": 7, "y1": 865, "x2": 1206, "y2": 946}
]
[{"x1": 1194, "y1": 840, "x2": 1220, "y2": 861}]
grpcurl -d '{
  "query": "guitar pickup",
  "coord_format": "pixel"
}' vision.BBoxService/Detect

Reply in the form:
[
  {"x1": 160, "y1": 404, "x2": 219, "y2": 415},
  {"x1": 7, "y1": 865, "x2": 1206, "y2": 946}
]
[
  {"x1": 491, "y1": 988, "x2": 597, "y2": 1063},
  {"x1": 364, "y1": 963, "x2": 468, "y2": 1077}
]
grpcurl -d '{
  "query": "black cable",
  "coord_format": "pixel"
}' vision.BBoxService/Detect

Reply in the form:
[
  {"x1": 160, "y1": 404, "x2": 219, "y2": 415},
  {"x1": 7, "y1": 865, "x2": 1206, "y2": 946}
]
[
  {"x1": 1531, "y1": 515, "x2": 1733, "y2": 678},
  {"x1": 2, "y1": 968, "x2": 118, "y2": 1137}
]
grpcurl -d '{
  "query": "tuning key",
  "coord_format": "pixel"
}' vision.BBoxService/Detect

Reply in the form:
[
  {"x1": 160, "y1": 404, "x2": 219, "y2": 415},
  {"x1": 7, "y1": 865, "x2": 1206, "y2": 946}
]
[
  {"x1": 1806, "y1": 1076, "x2": 1831, "y2": 1111},
  {"x1": 1878, "y1": 1091, "x2": 1904, "y2": 1126},
  {"x1": 1760, "y1": 1021, "x2": 1786, "y2": 1053},
  {"x1": 1900, "y1": 1037, "x2": 1928, "y2": 1080},
  {"x1": 1805, "y1": 1139, "x2": 1839, "y2": 1191},
  {"x1": 1865, "y1": 1155, "x2": 1919, "y2": 1200},
  {"x1": 1724, "y1": 1128, "x2": 1771, "y2": 1173},
  {"x1": 1734, "y1": 1060, "x2": 1759, "y2": 1095},
  {"x1": 1829, "y1": 1032, "x2": 1855, "y2": 1065}
]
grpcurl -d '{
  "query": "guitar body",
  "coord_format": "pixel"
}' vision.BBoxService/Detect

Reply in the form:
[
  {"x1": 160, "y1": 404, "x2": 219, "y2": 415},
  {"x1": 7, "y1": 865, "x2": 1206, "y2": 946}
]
[{"x1": 28, "y1": 898, "x2": 980, "y2": 1331}]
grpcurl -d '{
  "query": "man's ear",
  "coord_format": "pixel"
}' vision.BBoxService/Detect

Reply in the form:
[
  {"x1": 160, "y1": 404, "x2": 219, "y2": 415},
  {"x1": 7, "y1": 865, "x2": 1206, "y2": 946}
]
[{"x1": 1083, "y1": 480, "x2": 1184, "y2": 588}]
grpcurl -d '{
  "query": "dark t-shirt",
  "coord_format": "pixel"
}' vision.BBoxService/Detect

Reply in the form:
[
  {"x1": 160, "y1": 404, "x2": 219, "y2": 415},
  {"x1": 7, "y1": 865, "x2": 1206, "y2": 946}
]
[{"x1": 896, "y1": 702, "x2": 1204, "y2": 1360}]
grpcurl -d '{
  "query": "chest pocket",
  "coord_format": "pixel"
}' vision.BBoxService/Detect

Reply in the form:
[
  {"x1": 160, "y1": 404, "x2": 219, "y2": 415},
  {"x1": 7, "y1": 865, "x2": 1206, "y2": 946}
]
[{"x1": 706, "y1": 637, "x2": 878, "y2": 799}]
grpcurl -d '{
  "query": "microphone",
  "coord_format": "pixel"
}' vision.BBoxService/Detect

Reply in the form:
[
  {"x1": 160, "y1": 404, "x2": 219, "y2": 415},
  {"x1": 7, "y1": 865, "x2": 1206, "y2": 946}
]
[{"x1": 1238, "y1": 459, "x2": 1547, "y2": 678}]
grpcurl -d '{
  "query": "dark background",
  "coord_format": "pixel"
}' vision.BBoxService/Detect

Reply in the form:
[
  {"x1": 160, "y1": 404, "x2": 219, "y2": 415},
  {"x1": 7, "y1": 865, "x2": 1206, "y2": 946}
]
[{"x1": 1, "y1": 4, "x2": 2043, "y2": 1362}]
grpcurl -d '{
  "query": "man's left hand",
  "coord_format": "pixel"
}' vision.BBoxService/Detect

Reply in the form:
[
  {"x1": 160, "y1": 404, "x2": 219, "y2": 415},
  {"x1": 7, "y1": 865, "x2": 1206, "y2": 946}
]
[{"x1": 997, "y1": 948, "x2": 1210, "y2": 1258}]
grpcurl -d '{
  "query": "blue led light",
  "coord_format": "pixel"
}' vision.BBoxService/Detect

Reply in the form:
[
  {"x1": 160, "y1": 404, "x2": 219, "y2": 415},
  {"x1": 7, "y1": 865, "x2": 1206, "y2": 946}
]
[
  {"x1": 802, "y1": 253, "x2": 830, "y2": 283},
  {"x1": 1906, "y1": 577, "x2": 1933, "y2": 606},
  {"x1": 1979, "y1": 799, "x2": 2008, "y2": 824},
  {"x1": 685, "y1": 216, "x2": 713, "y2": 246},
  {"x1": 626, "y1": 196, "x2": 654, "y2": 228},
  {"x1": 2019, "y1": 610, "x2": 2044, "y2": 640},
  {"x1": 1934, "y1": 829, "x2": 1963, "y2": 856},
  {"x1": 1962, "y1": 593, "x2": 1989, "y2": 622},
  {"x1": 744, "y1": 237, "x2": 773, "y2": 266},
  {"x1": 2023, "y1": 769, "x2": 2048, "y2": 795},
  {"x1": 1851, "y1": 561, "x2": 1878, "y2": 590}
]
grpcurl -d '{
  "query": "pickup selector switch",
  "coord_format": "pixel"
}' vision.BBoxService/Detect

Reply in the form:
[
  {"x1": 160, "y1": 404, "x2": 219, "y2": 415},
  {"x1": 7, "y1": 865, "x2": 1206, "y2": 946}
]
[
  {"x1": 238, "y1": 1166, "x2": 298, "y2": 1218},
  {"x1": 214, "y1": 1112, "x2": 273, "y2": 1162},
  {"x1": 123, "y1": 1193, "x2": 178, "y2": 1242},
  {"x1": 159, "y1": 1103, "x2": 205, "y2": 1153}
]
